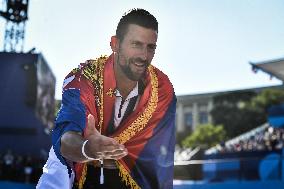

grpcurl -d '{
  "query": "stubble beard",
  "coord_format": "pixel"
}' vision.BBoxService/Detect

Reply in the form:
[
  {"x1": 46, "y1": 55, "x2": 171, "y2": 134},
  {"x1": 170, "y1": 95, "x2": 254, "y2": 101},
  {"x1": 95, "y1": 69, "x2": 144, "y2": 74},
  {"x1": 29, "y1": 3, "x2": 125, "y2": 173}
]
[{"x1": 117, "y1": 52, "x2": 149, "y2": 81}]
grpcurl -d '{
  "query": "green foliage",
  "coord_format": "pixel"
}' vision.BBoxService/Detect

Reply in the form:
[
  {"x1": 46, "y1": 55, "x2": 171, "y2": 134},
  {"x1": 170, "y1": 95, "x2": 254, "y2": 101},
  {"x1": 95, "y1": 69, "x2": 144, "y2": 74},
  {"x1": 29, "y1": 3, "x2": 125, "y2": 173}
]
[
  {"x1": 211, "y1": 88, "x2": 284, "y2": 138},
  {"x1": 176, "y1": 129, "x2": 192, "y2": 146},
  {"x1": 211, "y1": 91, "x2": 262, "y2": 138},
  {"x1": 247, "y1": 89, "x2": 284, "y2": 112},
  {"x1": 54, "y1": 99, "x2": 62, "y2": 116},
  {"x1": 181, "y1": 124, "x2": 226, "y2": 148}
]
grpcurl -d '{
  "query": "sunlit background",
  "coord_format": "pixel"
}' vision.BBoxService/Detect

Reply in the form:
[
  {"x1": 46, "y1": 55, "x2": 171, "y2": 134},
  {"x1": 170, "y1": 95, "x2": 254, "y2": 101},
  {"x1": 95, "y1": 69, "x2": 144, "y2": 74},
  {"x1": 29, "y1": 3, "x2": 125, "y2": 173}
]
[
  {"x1": 1, "y1": 0, "x2": 283, "y2": 99},
  {"x1": 0, "y1": 0, "x2": 284, "y2": 188}
]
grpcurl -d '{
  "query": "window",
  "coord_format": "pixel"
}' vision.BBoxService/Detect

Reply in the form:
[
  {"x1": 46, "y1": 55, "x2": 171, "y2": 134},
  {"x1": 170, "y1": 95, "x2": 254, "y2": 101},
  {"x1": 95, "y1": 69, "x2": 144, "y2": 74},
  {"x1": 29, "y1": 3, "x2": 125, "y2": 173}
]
[
  {"x1": 184, "y1": 113, "x2": 193, "y2": 128},
  {"x1": 199, "y1": 111, "x2": 208, "y2": 124}
]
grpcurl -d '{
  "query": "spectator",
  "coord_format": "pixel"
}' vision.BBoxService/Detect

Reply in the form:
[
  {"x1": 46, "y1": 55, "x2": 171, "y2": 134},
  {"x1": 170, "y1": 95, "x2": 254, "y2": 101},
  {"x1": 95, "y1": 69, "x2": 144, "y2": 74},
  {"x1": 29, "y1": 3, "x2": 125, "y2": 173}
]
[
  {"x1": 3, "y1": 149, "x2": 14, "y2": 180},
  {"x1": 24, "y1": 156, "x2": 33, "y2": 184}
]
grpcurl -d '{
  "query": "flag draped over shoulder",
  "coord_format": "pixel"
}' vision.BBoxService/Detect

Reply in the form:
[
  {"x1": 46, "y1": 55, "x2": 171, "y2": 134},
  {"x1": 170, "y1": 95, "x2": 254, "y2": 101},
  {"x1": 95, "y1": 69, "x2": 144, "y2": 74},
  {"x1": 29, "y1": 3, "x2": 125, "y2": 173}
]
[{"x1": 53, "y1": 54, "x2": 176, "y2": 189}]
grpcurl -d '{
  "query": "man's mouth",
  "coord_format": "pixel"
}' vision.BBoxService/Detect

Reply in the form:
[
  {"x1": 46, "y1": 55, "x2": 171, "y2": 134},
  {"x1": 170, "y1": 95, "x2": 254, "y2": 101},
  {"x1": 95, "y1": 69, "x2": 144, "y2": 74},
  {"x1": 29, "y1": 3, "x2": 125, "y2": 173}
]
[{"x1": 133, "y1": 61, "x2": 146, "y2": 68}]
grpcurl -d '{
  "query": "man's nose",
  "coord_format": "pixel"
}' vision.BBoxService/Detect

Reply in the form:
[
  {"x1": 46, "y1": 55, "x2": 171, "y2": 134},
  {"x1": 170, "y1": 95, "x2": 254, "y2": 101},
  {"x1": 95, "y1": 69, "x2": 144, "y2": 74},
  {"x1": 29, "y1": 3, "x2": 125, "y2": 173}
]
[{"x1": 140, "y1": 47, "x2": 148, "y2": 61}]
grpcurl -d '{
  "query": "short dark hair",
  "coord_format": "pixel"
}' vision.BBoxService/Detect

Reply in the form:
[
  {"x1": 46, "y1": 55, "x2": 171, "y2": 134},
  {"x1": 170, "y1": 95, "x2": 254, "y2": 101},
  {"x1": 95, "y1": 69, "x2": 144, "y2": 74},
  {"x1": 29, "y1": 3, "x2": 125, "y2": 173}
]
[{"x1": 116, "y1": 8, "x2": 158, "y2": 41}]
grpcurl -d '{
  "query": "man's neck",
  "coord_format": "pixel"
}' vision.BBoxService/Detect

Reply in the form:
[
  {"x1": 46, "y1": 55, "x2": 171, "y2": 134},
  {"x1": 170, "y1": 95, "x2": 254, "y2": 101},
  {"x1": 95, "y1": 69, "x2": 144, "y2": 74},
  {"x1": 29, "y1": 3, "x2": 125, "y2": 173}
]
[{"x1": 117, "y1": 79, "x2": 137, "y2": 100}]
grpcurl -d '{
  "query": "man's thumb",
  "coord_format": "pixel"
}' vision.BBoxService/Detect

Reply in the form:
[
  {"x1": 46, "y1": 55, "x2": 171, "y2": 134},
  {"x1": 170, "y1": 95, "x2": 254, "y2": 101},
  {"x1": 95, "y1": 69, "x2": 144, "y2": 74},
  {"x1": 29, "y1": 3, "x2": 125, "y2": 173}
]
[{"x1": 87, "y1": 114, "x2": 100, "y2": 135}]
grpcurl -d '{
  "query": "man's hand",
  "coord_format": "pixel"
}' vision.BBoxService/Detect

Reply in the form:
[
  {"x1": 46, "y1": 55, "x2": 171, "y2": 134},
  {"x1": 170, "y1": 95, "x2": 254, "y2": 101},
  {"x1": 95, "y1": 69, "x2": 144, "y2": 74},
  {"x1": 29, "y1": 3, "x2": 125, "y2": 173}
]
[
  {"x1": 61, "y1": 114, "x2": 127, "y2": 162},
  {"x1": 84, "y1": 114, "x2": 128, "y2": 160}
]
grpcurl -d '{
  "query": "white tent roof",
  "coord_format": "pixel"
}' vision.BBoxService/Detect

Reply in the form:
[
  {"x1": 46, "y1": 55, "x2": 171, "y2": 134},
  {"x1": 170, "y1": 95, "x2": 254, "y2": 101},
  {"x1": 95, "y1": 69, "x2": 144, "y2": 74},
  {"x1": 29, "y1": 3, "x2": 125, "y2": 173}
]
[{"x1": 250, "y1": 57, "x2": 284, "y2": 81}]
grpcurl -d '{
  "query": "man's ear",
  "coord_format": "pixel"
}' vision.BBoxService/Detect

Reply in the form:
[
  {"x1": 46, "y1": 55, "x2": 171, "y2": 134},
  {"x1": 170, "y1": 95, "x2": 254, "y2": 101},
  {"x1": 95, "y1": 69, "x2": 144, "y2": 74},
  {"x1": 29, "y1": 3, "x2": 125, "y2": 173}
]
[{"x1": 110, "y1": 36, "x2": 119, "y2": 53}]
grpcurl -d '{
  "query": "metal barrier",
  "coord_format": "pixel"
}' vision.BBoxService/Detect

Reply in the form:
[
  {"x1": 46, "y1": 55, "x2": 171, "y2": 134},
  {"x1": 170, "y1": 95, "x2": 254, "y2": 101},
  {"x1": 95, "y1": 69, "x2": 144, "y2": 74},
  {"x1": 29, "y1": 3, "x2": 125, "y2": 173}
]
[{"x1": 174, "y1": 149, "x2": 284, "y2": 182}]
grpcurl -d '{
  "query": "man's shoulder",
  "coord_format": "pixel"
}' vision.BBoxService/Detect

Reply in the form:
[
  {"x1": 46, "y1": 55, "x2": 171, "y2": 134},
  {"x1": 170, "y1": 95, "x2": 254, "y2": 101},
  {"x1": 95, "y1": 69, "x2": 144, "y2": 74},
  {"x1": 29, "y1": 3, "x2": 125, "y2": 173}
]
[
  {"x1": 63, "y1": 56, "x2": 109, "y2": 90},
  {"x1": 151, "y1": 65, "x2": 174, "y2": 90},
  {"x1": 61, "y1": 62, "x2": 94, "y2": 92}
]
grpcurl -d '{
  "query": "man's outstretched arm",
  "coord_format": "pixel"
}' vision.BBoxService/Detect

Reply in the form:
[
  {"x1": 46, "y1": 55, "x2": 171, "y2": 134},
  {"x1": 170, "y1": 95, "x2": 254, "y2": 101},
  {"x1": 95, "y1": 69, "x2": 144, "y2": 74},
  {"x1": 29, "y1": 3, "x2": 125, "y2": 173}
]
[{"x1": 60, "y1": 114, "x2": 128, "y2": 163}]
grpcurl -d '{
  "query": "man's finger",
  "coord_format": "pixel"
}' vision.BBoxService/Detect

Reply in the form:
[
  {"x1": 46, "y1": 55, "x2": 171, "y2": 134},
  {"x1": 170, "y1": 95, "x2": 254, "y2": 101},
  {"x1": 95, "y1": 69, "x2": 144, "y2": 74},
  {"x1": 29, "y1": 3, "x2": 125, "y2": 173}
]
[
  {"x1": 103, "y1": 149, "x2": 127, "y2": 156},
  {"x1": 98, "y1": 145, "x2": 121, "y2": 153},
  {"x1": 108, "y1": 151, "x2": 128, "y2": 160},
  {"x1": 103, "y1": 151, "x2": 127, "y2": 159},
  {"x1": 87, "y1": 114, "x2": 100, "y2": 135}
]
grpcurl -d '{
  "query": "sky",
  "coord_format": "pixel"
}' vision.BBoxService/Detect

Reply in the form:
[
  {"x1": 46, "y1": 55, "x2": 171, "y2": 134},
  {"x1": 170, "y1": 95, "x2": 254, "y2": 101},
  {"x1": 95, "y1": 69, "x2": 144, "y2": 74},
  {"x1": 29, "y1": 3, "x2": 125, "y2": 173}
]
[{"x1": 0, "y1": 0, "x2": 283, "y2": 99}]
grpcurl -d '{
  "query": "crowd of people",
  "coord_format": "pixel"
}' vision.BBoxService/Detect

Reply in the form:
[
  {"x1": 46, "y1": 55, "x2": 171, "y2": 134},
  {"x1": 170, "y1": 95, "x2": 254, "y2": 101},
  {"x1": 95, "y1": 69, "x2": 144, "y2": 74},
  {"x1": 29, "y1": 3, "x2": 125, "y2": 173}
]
[
  {"x1": 0, "y1": 150, "x2": 45, "y2": 184},
  {"x1": 216, "y1": 126, "x2": 284, "y2": 153}
]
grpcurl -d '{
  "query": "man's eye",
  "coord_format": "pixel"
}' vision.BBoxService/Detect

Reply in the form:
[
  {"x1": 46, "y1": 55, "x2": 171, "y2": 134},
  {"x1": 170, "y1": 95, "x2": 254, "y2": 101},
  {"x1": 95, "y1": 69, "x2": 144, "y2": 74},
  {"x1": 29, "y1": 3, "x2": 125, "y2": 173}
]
[
  {"x1": 148, "y1": 45, "x2": 156, "y2": 52},
  {"x1": 132, "y1": 42, "x2": 140, "y2": 47}
]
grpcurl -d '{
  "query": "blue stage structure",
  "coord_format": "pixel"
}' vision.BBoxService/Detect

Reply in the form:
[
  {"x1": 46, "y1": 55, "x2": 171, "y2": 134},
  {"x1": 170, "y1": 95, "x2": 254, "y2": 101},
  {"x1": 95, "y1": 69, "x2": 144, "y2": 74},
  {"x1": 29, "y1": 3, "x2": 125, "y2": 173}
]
[
  {"x1": 174, "y1": 149, "x2": 284, "y2": 189},
  {"x1": 268, "y1": 104, "x2": 284, "y2": 128},
  {"x1": 0, "y1": 181, "x2": 35, "y2": 189},
  {"x1": 0, "y1": 52, "x2": 55, "y2": 157},
  {"x1": 174, "y1": 180, "x2": 284, "y2": 189}
]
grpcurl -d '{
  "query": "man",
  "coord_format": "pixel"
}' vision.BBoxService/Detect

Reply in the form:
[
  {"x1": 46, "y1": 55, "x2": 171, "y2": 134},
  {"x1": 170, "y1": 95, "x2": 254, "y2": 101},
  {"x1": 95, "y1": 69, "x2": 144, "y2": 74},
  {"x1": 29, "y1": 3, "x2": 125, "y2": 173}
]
[{"x1": 37, "y1": 8, "x2": 176, "y2": 189}]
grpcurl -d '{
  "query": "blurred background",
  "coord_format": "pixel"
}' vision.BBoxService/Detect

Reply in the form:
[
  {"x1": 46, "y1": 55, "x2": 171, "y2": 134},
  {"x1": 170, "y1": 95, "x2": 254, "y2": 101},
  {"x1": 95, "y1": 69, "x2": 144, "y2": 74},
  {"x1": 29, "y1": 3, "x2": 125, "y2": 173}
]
[{"x1": 0, "y1": 0, "x2": 283, "y2": 188}]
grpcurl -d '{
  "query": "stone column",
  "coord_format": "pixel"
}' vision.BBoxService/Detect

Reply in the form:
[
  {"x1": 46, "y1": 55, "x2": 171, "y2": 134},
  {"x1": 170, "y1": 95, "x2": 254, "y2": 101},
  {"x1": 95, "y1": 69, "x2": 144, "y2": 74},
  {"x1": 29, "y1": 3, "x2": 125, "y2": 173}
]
[
  {"x1": 208, "y1": 99, "x2": 213, "y2": 124},
  {"x1": 192, "y1": 102, "x2": 198, "y2": 130},
  {"x1": 176, "y1": 102, "x2": 184, "y2": 133}
]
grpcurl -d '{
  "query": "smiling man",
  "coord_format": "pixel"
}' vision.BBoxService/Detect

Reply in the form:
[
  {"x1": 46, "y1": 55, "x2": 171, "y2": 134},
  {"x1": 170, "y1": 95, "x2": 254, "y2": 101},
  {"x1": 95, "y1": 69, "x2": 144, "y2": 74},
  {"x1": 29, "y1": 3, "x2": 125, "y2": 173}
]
[{"x1": 37, "y1": 9, "x2": 176, "y2": 189}]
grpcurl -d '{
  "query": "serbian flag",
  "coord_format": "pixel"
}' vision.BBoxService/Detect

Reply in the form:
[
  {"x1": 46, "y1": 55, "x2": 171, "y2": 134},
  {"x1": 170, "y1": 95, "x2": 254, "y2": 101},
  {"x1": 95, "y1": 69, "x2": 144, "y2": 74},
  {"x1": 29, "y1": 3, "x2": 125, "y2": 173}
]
[{"x1": 51, "y1": 55, "x2": 176, "y2": 189}]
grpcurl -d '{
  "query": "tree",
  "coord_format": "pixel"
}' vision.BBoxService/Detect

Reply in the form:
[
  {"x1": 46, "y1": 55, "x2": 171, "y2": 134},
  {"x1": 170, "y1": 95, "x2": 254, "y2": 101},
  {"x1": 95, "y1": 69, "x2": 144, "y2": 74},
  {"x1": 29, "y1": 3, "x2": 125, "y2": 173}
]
[
  {"x1": 247, "y1": 89, "x2": 284, "y2": 113},
  {"x1": 181, "y1": 124, "x2": 226, "y2": 148},
  {"x1": 176, "y1": 129, "x2": 192, "y2": 146},
  {"x1": 211, "y1": 91, "x2": 261, "y2": 138},
  {"x1": 54, "y1": 99, "x2": 62, "y2": 116},
  {"x1": 211, "y1": 88, "x2": 284, "y2": 139}
]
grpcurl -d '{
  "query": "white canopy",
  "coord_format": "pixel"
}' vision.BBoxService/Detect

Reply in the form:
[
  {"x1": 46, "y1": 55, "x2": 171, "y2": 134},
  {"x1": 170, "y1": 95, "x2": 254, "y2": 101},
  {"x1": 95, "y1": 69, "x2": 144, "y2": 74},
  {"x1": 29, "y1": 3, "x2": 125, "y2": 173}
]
[{"x1": 250, "y1": 57, "x2": 284, "y2": 81}]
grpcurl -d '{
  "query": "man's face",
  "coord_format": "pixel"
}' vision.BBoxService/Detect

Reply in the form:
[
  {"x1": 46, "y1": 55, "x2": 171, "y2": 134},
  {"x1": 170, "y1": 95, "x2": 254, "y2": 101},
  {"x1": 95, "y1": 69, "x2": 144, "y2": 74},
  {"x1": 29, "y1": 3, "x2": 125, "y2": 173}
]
[{"x1": 117, "y1": 24, "x2": 158, "y2": 81}]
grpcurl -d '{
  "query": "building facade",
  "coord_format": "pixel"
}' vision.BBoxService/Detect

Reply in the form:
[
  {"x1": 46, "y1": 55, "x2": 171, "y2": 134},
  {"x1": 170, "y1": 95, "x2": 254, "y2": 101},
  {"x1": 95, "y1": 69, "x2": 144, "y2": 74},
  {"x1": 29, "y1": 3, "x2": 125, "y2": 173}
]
[{"x1": 176, "y1": 85, "x2": 284, "y2": 135}]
